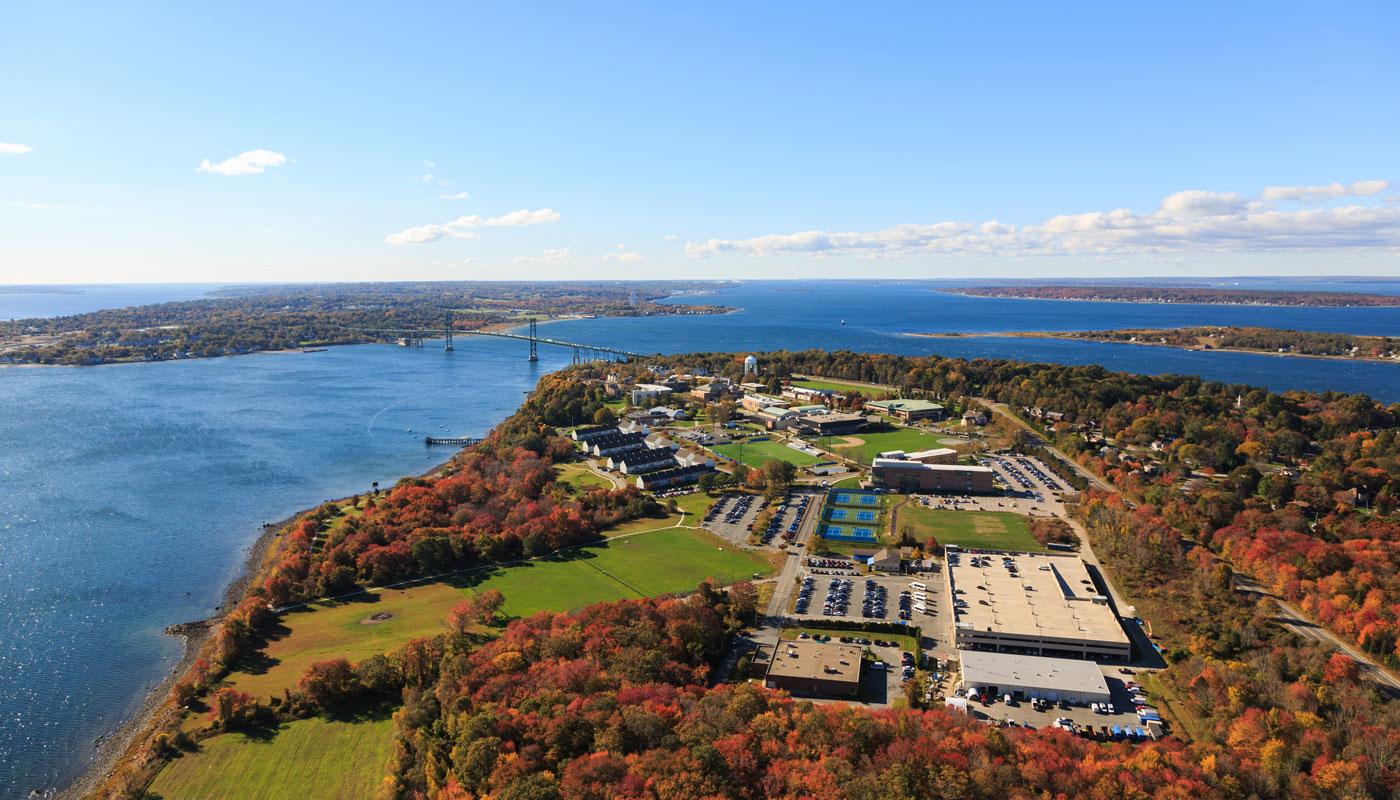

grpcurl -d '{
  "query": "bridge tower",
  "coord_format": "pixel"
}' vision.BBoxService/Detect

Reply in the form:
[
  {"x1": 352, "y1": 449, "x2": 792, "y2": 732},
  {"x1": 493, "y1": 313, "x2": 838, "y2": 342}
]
[
  {"x1": 528, "y1": 318, "x2": 539, "y2": 362},
  {"x1": 572, "y1": 346, "x2": 581, "y2": 366},
  {"x1": 443, "y1": 311, "x2": 454, "y2": 351}
]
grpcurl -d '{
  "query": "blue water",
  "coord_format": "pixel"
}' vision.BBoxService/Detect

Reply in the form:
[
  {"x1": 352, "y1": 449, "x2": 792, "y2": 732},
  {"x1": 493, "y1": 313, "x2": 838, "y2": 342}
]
[
  {"x1": 2, "y1": 279, "x2": 1400, "y2": 797},
  {"x1": 0, "y1": 284, "x2": 223, "y2": 321},
  {"x1": 543, "y1": 281, "x2": 1400, "y2": 401},
  {"x1": 0, "y1": 341, "x2": 573, "y2": 797}
]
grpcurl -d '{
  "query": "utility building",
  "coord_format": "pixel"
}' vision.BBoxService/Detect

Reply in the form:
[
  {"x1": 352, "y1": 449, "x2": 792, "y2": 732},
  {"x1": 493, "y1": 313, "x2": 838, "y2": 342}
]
[
  {"x1": 959, "y1": 650, "x2": 1111, "y2": 705},
  {"x1": 765, "y1": 640, "x2": 863, "y2": 697}
]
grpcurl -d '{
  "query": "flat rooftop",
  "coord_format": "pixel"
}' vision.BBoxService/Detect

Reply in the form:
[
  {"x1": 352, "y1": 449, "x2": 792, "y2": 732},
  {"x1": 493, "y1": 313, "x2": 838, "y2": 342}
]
[
  {"x1": 949, "y1": 553, "x2": 1128, "y2": 647},
  {"x1": 872, "y1": 459, "x2": 993, "y2": 473},
  {"x1": 767, "y1": 640, "x2": 863, "y2": 683},
  {"x1": 906, "y1": 448, "x2": 957, "y2": 459},
  {"x1": 959, "y1": 649, "x2": 1111, "y2": 695},
  {"x1": 866, "y1": 399, "x2": 945, "y2": 412}
]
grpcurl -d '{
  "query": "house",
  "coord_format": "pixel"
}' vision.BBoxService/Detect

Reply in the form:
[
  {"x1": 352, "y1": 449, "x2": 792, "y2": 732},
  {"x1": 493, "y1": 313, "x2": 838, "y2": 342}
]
[
  {"x1": 690, "y1": 378, "x2": 734, "y2": 401},
  {"x1": 675, "y1": 449, "x2": 714, "y2": 468},
  {"x1": 608, "y1": 448, "x2": 678, "y2": 475},
  {"x1": 871, "y1": 459, "x2": 995, "y2": 493},
  {"x1": 741, "y1": 393, "x2": 789, "y2": 413},
  {"x1": 617, "y1": 418, "x2": 651, "y2": 435},
  {"x1": 868, "y1": 547, "x2": 903, "y2": 572},
  {"x1": 645, "y1": 433, "x2": 678, "y2": 451},
  {"x1": 752, "y1": 406, "x2": 799, "y2": 430},
  {"x1": 587, "y1": 431, "x2": 649, "y2": 457},
  {"x1": 570, "y1": 425, "x2": 618, "y2": 442},
  {"x1": 961, "y1": 410, "x2": 988, "y2": 427},
  {"x1": 793, "y1": 411, "x2": 867, "y2": 437},
  {"x1": 631, "y1": 383, "x2": 674, "y2": 406},
  {"x1": 864, "y1": 398, "x2": 947, "y2": 422},
  {"x1": 635, "y1": 463, "x2": 714, "y2": 490}
]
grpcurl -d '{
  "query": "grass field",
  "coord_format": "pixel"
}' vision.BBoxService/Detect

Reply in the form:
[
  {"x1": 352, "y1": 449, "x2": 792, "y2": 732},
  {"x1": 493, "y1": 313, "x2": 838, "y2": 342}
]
[
  {"x1": 150, "y1": 714, "x2": 394, "y2": 800},
  {"x1": 831, "y1": 475, "x2": 864, "y2": 490},
  {"x1": 895, "y1": 505, "x2": 1041, "y2": 552},
  {"x1": 226, "y1": 581, "x2": 468, "y2": 700},
  {"x1": 461, "y1": 527, "x2": 773, "y2": 617},
  {"x1": 825, "y1": 428, "x2": 962, "y2": 464},
  {"x1": 792, "y1": 378, "x2": 893, "y2": 394},
  {"x1": 556, "y1": 463, "x2": 615, "y2": 491},
  {"x1": 711, "y1": 438, "x2": 821, "y2": 468}
]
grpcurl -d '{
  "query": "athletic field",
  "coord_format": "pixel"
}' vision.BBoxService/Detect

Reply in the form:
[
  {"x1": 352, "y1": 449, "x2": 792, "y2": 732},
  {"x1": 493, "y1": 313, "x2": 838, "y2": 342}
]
[
  {"x1": 792, "y1": 378, "x2": 894, "y2": 394},
  {"x1": 711, "y1": 437, "x2": 822, "y2": 468},
  {"x1": 896, "y1": 505, "x2": 1041, "y2": 552},
  {"x1": 828, "y1": 428, "x2": 963, "y2": 464}
]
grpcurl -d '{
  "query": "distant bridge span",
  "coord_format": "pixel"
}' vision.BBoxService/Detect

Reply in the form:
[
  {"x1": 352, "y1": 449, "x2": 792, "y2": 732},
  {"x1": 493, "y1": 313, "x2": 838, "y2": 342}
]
[{"x1": 352, "y1": 316, "x2": 653, "y2": 362}]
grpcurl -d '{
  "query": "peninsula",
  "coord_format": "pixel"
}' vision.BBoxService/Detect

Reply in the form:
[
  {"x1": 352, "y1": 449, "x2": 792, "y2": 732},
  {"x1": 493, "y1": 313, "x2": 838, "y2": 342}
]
[
  {"x1": 947, "y1": 284, "x2": 1400, "y2": 307},
  {"x1": 82, "y1": 349, "x2": 1400, "y2": 800},
  {"x1": 913, "y1": 326, "x2": 1400, "y2": 363},
  {"x1": 0, "y1": 282, "x2": 728, "y2": 366}
]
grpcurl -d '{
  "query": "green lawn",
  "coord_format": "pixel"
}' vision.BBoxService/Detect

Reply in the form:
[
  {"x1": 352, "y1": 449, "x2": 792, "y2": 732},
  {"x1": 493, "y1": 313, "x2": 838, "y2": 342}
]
[
  {"x1": 895, "y1": 505, "x2": 1041, "y2": 552},
  {"x1": 226, "y1": 581, "x2": 469, "y2": 700},
  {"x1": 556, "y1": 463, "x2": 615, "y2": 491},
  {"x1": 830, "y1": 475, "x2": 864, "y2": 490},
  {"x1": 711, "y1": 438, "x2": 822, "y2": 468},
  {"x1": 792, "y1": 378, "x2": 894, "y2": 394},
  {"x1": 150, "y1": 714, "x2": 394, "y2": 800},
  {"x1": 461, "y1": 527, "x2": 773, "y2": 618},
  {"x1": 826, "y1": 428, "x2": 962, "y2": 464}
]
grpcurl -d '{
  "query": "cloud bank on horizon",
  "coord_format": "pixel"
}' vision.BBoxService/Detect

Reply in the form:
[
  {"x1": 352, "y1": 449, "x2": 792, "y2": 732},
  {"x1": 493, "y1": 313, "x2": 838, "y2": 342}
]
[
  {"x1": 685, "y1": 180, "x2": 1399, "y2": 260},
  {"x1": 0, "y1": 142, "x2": 34, "y2": 154}
]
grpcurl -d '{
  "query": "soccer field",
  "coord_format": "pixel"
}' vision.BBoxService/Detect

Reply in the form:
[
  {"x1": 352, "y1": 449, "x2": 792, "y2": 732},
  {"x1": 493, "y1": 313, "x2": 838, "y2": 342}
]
[
  {"x1": 792, "y1": 378, "x2": 894, "y2": 394},
  {"x1": 896, "y1": 505, "x2": 1041, "y2": 552},
  {"x1": 829, "y1": 428, "x2": 962, "y2": 463},
  {"x1": 712, "y1": 437, "x2": 822, "y2": 468},
  {"x1": 461, "y1": 527, "x2": 774, "y2": 617}
]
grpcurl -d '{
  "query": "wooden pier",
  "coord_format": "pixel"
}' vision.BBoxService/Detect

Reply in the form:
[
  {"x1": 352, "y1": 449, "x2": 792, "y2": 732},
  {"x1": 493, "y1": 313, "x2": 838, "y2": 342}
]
[{"x1": 424, "y1": 436, "x2": 482, "y2": 446}]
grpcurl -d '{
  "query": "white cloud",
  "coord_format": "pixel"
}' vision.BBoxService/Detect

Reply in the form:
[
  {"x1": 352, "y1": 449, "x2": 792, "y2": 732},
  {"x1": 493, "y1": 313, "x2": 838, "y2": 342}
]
[
  {"x1": 513, "y1": 246, "x2": 573, "y2": 264},
  {"x1": 419, "y1": 173, "x2": 435, "y2": 183},
  {"x1": 439, "y1": 191, "x2": 470, "y2": 200},
  {"x1": 421, "y1": 160, "x2": 436, "y2": 169},
  {"x1": 664, "y1": 233, "x2": 679, "y2": 242},
  {"x1": 384, "y1": 207, "x2": 560, "y2": 245},
  {"x1": 196, "y1": 149, "x2": 289, "y2": 176},
  {"x1": 686, "y1": 180, "x2": 1400, "y2": 259},
  {"x1": 601, "y1": 243, "x2": 644, "y2": 263},
  {"x1": 0, "y1": 142, "x2": 33, "y2": 155}
]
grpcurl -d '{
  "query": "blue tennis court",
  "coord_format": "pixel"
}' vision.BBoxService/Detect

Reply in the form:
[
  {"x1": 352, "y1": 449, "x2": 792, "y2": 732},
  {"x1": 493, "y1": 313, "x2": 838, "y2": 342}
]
[
  {"x1": 821, "y1": 524, "x2": 877, "y2": 542},
  {"x1": 833, "y1": 492, "x2": 856, "y2": 505},
  {"x1": 828, "y1": 508, "x2": 849, "y2": 521},
  {"x1": 859, "y1": 494, "x2": 878, "y2": 506},
  {"x1": 855, "y1": 509, "x2": 877, "y2": 522}
]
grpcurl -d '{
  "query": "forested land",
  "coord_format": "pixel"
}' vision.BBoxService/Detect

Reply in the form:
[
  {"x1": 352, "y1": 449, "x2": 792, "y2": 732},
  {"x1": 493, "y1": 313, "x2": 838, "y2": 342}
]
[
  {"x1": 104, "y1": 352, "x2": 1400, "y2": 799},
  {"x1": 0, "y1": 282, "x2": 726, "y2": 365},
  {"x1": 1052, "y1": 326, "x2": 1399, "y2": 359},
  {"x1": 951, "y1": 285, "x2": 1400, "y2": 306}
]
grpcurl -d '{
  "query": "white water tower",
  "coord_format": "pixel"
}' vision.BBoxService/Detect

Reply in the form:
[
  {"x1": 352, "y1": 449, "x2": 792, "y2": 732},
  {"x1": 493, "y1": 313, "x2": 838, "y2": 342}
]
[{"x1": 743, "y1": 355, "x2": 758, "y2": 376}]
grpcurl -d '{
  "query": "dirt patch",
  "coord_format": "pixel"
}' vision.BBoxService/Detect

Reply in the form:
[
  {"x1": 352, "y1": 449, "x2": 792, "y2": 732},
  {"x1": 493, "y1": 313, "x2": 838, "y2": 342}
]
[
  {"x1": 360, "y1": 612, "x2": 395, "y2": 625},
  {"x1": 833, "y1": 436, "x2": 865, "y2": 448}
]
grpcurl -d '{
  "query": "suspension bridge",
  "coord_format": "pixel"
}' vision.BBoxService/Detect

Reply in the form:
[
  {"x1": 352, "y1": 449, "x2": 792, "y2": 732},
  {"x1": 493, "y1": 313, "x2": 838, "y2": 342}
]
[{"x1": 353, "y1": 313, "x2": 653, "y2": 364}]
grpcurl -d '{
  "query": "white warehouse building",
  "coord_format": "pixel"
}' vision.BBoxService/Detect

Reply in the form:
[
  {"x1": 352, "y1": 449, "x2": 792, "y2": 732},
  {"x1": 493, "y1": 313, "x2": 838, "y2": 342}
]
[{"x1": 959, "y1": 650, "x2": 1111, "y2": 705}]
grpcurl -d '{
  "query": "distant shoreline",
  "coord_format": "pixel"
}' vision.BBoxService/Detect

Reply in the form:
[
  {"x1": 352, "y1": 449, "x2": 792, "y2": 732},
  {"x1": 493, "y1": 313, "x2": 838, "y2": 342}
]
[
  {"x1": 940, "y1": 287, "x2": 1400, "y2": 308},
  {"x1": 906, "y1": 330, "x2": 1400, "y2": 365}
]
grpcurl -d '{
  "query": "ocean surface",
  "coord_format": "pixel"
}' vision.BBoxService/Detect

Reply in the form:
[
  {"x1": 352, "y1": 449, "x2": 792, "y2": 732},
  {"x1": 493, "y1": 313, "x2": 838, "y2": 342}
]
[
  {"x1": 0, "y1": 284, "x2": 221, "y2": 321},
  {"x1": 2, "y1": 280, "x2": 1399, "y2": 797}
]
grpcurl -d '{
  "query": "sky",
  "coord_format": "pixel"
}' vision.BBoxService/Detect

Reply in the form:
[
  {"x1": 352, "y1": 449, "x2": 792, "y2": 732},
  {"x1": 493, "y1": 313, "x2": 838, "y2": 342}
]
[{"x1": 1, "y1": 1, "x2": 1398, "y2": 284}]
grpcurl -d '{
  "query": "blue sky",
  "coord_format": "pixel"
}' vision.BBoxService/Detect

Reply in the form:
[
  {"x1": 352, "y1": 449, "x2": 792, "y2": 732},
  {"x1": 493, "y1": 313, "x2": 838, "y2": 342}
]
[{"x1": 2, "y1": 1, "x2": 1397, "y2": 283}]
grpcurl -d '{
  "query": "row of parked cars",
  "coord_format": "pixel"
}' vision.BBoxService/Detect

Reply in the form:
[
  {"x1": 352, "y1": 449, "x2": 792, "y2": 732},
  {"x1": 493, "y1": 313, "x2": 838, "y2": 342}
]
[
  {"x1": 763, "y1": 493, "x2": 810, "y2": 545},
  {"x1": 861, "y1": 579, "x2": 887, "y2": 619}
]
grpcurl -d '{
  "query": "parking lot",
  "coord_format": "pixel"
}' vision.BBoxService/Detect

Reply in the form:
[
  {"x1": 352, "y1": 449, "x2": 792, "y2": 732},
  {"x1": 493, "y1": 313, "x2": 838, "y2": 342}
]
[
  {"x1": 787, "y1": 570, "x2": 953, "y2": 656},
  {"x1": 702, "y1": 492, "x2": 765, "y2": 545},
  {"x1": 956, "y1": 670, "x2": 1164, "y2": 738}
]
